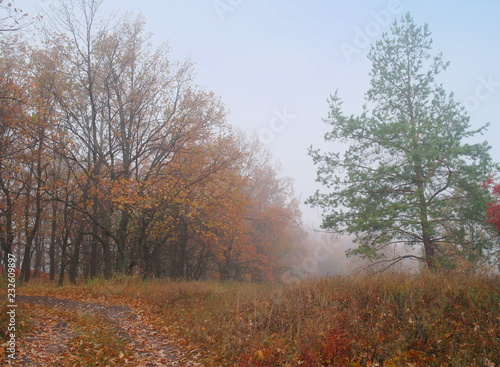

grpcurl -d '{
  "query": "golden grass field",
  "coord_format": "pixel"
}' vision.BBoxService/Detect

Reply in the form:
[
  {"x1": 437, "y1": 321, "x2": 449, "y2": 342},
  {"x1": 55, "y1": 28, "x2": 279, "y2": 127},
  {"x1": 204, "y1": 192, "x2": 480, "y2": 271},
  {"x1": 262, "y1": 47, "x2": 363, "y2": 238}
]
[{"x1": 2, "y1": 272, "x2": 499, "y2": 366}]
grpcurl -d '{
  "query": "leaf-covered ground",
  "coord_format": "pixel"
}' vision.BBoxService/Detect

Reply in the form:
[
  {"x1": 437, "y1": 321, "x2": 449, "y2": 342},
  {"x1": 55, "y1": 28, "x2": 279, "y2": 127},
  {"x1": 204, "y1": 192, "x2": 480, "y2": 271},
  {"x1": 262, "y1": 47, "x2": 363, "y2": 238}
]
[{"x1": 6, "y1": 294, "x2": 203, "y2": 366}]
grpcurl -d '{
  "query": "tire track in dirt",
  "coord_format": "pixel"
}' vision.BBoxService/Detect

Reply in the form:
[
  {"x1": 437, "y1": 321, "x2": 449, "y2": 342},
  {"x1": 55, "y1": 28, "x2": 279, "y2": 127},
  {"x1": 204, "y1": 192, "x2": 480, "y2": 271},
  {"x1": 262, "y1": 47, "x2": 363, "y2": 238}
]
[
  {"x1": 8, "y1": 295, "x2": 203, "y2": 366},
  {"x1": 7, "y1": 304, "x2": 75, "y2": 366}
]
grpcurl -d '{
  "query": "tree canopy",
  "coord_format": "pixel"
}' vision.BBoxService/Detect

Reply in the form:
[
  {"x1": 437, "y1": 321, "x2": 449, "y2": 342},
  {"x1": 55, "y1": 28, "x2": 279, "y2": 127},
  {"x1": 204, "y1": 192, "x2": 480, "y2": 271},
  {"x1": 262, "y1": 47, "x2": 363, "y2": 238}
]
[
  {"x1": 307, "y1": 13, "x2": 498, "y2": 271},
  {"x1": 0, "y1": 0, "x2": 304, "y2": 283}
]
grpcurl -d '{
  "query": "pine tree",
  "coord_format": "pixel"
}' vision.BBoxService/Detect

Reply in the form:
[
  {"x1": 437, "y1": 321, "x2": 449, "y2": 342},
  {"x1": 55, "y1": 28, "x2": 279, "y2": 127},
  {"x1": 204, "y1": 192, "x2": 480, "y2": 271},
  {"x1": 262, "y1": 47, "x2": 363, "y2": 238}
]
[{"x1": 307, "y1": 13, "x2": 497, "y2": 270}]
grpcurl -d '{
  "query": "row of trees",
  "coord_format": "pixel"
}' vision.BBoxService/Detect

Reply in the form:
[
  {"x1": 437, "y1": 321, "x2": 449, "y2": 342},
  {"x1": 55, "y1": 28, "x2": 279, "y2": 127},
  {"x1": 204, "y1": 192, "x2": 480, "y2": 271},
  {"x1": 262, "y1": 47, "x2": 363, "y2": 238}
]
[{"x1": 0, "y1": 0, "x2": 303, "y2": 283}]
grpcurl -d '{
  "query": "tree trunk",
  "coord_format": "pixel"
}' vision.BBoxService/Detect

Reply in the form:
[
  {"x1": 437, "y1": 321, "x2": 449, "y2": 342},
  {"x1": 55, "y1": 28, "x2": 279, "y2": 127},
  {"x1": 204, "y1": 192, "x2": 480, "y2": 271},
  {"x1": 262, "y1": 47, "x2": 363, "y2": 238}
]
[
  {"x1": 69, "y1": 242, "x2": 80, "y2": 284},
  {"x1": 116, "y1": 210, "x2": 130, "y2": 274},
  {"x1": 173, "y1": 218, "x2": 189, "y2": 279},
  {"x1": 416, "y1": 173, "x2": 437, "y2": 270},
  {"x1": 90, "y1": 212, "x2": 99, "y2": 279},
  {"x1": 69, "y1": 225, "x2": 84, "y2": 284},
  {"x1": 58, "y1": 239, "x2": 67, "y2": 287},
  {"x1": 0, "y1": 164, "x2": 15, "y2": 266},
  {"x1": 33, "y1": 235, "x2": 44, "y2": 278},
  {"x1": 101, "y1": 209, "x2": 113, "y2": 279},
  {"x1": 49, "y1": 201, "x2": 57, "y2": 280},
  {"x1": 21, "y1": 125, "x2": 45, "y2": 283}
]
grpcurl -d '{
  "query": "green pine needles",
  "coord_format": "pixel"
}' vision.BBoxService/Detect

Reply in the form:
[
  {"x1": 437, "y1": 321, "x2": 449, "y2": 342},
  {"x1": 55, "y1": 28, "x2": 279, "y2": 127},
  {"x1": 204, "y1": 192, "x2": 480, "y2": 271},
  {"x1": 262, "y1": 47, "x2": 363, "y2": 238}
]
[{"x1": 307, "y1": 13, "x2": 498, "y2": 271}]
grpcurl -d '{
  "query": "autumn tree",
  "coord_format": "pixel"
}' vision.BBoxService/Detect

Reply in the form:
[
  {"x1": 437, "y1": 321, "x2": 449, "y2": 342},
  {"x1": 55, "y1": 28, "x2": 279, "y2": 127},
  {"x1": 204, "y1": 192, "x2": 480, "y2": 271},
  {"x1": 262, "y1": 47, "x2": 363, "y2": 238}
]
[
  {"x1": 483, "y1": 179, "x2": 500, "y2": 270},
  {"x1": 307, "y1": 13, "x2": 497, "y2": 271},
  {"x1": 237, "y1": 139, "x2": 303, "y2": 281},
  {"x1": 37, "y1": 0, "x2": 212, "y2": 279},
  {"x1": 36, "y1": 0, "x2": 295, "y2": 281},
  {"x1": 0, "y1": 2, "x2": 27, "y2": 268},
  {"x1": 18, "y1": 93, "x2": 52, "y2": 283},
  {"x1": 0, "y1": 71, "x2": 25, "y2": 267},
  {"x1": 33, "y1": 0, "x2": 114, "y2": 279},
  {"x1": 1, "y1": 0, "x2": 305, "y2": 283},
  {"x1": 485, "y1": 180, "x2": 500, "y2": 232},
  {"x1": 0, "y1": 0, "x2": 30, "y2": 36},
  {"x1": 118, "y1": 131, "x2": 303, "y2": 281}
]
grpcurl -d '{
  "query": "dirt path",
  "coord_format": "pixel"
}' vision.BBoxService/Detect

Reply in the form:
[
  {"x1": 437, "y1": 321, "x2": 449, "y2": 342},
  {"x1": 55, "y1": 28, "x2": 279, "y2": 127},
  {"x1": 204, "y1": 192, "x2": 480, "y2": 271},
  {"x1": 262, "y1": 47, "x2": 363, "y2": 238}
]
[{"x1": 7, "y1": 295, "x2": 203, "y2": 366}]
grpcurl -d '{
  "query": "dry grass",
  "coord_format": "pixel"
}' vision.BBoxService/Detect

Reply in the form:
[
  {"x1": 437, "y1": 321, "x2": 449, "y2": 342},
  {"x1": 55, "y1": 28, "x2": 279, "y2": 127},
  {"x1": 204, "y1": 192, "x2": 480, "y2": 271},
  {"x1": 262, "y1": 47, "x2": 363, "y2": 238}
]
[
  {"x1": 8, "y1": 272, "x2": 500, "y2": 366},
  {"x1": 152, "y1": 272, "x2": 499, "y2": 366}
]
